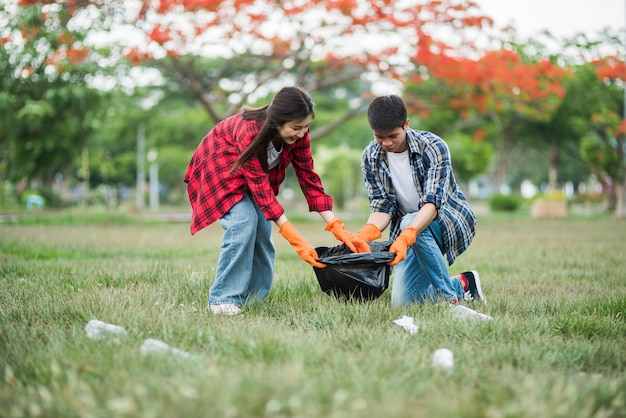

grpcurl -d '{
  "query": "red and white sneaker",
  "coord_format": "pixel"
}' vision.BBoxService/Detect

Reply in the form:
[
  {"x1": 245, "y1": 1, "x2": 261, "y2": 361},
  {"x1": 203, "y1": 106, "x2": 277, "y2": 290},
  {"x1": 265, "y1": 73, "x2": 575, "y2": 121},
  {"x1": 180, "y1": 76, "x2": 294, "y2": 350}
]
[{"x1": 460, "y1": 270, "x2": 487, "y2": 304}]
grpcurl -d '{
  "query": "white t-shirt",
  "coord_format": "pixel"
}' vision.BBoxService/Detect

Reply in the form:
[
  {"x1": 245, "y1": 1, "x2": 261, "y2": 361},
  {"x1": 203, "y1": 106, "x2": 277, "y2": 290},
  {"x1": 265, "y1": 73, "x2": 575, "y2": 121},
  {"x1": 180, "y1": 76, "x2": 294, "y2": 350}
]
[
  {"x1": 387, "y1": 150, "x2": 420, "y2": 213},
  {"x1": 267, "y1": 143, "x2": 282, "y2": 169}
]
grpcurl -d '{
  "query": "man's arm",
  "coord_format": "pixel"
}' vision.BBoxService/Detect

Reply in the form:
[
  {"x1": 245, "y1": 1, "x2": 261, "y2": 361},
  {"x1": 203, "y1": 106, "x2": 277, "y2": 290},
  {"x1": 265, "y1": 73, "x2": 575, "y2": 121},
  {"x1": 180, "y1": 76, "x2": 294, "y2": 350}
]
[
  {"x1": 363, "y1": 203, "x2": 437, "y2": 239},
  {"x1": 405, "y1": 202, "x2": 437, "y2": 234},
  {"x1": 364, "y1": 212, "x2": 392, "y2": 233}
]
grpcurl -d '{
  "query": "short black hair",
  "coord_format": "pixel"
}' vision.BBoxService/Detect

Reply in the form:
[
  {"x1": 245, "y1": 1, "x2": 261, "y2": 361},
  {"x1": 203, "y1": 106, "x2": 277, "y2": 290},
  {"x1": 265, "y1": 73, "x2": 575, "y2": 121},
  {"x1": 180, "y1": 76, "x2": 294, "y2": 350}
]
[{"x1": 367, "y1": 95, "x2": 407, "y2": 132}]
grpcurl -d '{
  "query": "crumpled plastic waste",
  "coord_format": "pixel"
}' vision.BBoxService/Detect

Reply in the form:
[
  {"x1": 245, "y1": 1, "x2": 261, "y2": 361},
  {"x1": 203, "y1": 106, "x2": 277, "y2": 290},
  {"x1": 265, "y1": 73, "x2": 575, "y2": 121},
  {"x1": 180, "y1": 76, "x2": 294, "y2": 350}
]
[
  {"x1": 452, "y1": 305, "x2": 493, "y2": 321},
  {"x1": 432, "y1": 348, "x2": 454, "y2": 373},
  {"x1": 140, "y1": 338, "x2": 192, "y2": 359},
  {"x1": 393, "y1": 315, "x2": 419, "y2": 334},
  {"x1": 85, "y1": 319, "x2": 127, "y2": 340}
]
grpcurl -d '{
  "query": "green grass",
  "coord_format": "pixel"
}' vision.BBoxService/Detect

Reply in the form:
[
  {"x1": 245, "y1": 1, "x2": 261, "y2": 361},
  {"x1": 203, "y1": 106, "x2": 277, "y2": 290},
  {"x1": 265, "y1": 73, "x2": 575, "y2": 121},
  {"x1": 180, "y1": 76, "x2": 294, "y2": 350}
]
[{"x1": 1, "y1": 216, "x2": 625, "y2": 417}]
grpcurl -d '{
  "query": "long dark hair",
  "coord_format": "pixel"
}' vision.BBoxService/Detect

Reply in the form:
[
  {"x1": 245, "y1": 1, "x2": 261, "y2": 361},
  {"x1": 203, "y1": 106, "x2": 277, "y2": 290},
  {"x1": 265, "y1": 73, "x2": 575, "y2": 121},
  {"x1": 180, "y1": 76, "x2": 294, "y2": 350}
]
[{"x1": 230, "y1": 86, "x2": 315, "y2": 173}]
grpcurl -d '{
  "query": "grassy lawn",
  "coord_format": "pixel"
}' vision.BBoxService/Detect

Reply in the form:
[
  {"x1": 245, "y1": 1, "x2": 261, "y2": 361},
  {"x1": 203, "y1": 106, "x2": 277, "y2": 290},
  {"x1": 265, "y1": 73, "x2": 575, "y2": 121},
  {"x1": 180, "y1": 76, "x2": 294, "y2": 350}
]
[{"x1": 1, "y1": 213, "x2": 625, "y2": 417}]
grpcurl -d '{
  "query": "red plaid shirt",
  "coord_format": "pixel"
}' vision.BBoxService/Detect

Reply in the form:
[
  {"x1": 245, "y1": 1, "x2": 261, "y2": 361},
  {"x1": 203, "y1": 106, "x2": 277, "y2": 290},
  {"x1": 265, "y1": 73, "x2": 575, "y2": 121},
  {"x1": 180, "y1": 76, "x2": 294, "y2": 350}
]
[{"x1": 184, "y1": 113, "x2": 333, "y2": 235}]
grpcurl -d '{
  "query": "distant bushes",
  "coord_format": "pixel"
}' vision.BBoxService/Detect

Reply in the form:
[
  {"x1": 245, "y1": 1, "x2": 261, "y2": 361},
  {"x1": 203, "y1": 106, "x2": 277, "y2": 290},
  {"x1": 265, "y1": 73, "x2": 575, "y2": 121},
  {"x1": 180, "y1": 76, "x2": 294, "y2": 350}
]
[{"x1": 488, "y1": 193, "x2": 523, "y2": 212}]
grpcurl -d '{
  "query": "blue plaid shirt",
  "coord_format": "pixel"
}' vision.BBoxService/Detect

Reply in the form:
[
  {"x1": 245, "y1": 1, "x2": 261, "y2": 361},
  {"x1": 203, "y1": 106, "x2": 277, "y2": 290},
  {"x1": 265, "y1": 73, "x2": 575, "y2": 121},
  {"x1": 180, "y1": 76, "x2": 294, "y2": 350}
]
[{"x1": 361, "y1": 129, "x2": 476, "y2": 265}]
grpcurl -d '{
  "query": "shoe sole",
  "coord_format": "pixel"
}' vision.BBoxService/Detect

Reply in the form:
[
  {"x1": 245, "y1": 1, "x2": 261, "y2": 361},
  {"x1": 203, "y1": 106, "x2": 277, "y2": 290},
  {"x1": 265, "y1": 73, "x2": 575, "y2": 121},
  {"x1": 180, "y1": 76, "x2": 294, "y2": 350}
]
[{"x1": 469, "y1": 270, "x2": 487, "y2": 305}]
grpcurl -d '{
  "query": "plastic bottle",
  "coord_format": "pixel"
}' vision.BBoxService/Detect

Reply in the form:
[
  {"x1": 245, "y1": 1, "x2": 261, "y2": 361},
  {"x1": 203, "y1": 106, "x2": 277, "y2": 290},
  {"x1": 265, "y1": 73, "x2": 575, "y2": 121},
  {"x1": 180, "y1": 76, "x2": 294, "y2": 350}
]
[{"x1": 452, "y1": 305, "x2": 493, "y2": 321}]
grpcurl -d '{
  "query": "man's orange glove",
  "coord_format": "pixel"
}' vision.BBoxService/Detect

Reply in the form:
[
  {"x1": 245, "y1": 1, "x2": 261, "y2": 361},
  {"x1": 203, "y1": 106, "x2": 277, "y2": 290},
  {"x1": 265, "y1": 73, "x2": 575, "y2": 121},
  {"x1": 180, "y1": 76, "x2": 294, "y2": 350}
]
[
  {"x1": 388, "y1": 227, "x2": 418, "y2": 265},
  {"x1": 279, "y1": 221, "x2": 326, "y2": 268},
  {"x1": 354, "y1": 223, "x2": 382, "y2": 242},
  {"x1": 325, "y1": 218, "x2": 370, "y2": 253}
]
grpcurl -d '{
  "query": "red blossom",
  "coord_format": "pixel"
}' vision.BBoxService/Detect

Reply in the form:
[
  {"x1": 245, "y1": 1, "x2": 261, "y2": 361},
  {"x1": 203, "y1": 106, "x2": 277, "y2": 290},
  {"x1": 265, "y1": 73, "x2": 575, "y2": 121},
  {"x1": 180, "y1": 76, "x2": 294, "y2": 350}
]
[{"x1": 149, "y1": 25, "x2": 172, "y2": 45}]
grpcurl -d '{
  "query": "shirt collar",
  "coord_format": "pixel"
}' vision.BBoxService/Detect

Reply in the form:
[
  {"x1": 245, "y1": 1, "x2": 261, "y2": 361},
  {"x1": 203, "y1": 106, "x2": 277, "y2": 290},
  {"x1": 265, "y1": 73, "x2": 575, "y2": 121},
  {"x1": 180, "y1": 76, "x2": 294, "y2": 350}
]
[{"x1": 405, "y1": 129, "x2": 425, "y2": 155}]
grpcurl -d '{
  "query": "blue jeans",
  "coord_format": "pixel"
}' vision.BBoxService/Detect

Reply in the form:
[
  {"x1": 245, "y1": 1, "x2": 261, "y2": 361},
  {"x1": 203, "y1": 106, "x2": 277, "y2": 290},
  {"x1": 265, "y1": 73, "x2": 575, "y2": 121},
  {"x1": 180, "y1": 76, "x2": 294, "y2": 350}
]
[
  {"x1": 209, "y1": 194, "x2": 274, "y2": 307},
  {"x1": 390, "y1": 213, "x2": 464, "y2": 306}
]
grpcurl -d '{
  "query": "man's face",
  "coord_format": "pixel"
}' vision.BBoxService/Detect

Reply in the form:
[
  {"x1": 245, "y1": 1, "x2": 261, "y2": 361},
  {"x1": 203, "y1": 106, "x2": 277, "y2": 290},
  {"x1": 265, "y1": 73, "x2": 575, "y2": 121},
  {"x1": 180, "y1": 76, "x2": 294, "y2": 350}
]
[{"x1": 373, "y1": 119, "x2": 409, "y2": 153}]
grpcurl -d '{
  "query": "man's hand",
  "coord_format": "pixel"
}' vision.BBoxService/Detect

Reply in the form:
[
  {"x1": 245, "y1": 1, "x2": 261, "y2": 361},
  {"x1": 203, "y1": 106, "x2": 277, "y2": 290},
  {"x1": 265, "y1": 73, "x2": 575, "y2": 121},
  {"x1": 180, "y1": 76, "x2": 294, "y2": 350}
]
[
  {"x1": 389, "y1": 227, "x2": 418, "y2": 265},
  {"x1": 354, "y1": 223, "x2": 382, "y2": 242}
]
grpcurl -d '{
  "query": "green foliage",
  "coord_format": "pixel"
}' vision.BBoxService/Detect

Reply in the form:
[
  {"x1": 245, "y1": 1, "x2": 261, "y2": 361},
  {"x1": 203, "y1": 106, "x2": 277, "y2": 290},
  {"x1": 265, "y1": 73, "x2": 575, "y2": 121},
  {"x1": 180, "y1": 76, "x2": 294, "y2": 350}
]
[
  {"x1": 0, "y1": 182, "x2": 20, "y2": 211},
  {"x1": 1, "y1": 219, "x2": 625, "y2": 417},
  {"x1": 314, "y1": 145, "x2": 363, "y2": 208},
  {"x1": 580, "y1": 133, "x2": 625, "y2": 183},
  {"x1": 445, "y1": 132, "x2": 494, "y2": 181},
  {"x1": 86, "y1": 89, "x2": 210, "y2": 203},
  {"x1": 487, "y1": 193, "x2": 523, "y2": 212},
  {"x1": 157, "y1": 145, "x2": 195, "y2": 204},
  {"x1": 512, "y1": 63, "x2": 622, "y2": 188},
  {"x1": 0, "y1": 3, "x2": 108, "y2": 187}
]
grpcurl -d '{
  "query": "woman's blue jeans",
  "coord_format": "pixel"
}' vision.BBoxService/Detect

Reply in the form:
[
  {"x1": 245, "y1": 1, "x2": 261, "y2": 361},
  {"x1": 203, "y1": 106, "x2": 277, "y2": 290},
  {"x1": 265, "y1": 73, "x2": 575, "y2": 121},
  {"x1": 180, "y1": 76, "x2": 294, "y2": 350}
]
[
  {"x1": 390, "y1": 213, "x2": 464, "y2": 306},
  {"x1": 209, "y1": 193, "x2": 274, "y2": 307}
]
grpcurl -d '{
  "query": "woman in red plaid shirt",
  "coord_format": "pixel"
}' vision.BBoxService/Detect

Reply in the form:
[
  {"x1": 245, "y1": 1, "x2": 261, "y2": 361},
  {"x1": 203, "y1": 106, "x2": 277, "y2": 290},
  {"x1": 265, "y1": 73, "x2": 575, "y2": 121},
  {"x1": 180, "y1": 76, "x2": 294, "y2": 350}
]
[{"x1": 185, "y1": 86, "x2": 369, "y2": 315}]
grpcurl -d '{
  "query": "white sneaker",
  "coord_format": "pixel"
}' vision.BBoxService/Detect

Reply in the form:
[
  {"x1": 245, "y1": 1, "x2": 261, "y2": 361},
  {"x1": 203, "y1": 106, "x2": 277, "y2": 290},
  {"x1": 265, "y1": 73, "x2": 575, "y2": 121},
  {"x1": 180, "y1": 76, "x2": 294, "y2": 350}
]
[{"x1": 209, "y1": 303, "x2": 241, "y2": 316}]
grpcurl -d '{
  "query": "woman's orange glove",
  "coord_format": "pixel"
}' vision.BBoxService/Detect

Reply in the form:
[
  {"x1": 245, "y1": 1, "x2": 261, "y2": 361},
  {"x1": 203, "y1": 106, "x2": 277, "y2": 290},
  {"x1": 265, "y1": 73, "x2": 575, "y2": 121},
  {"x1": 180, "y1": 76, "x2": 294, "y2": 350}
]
[
  {"x1": 279, "y1": 221, "x2": 326, "y2": 268},
  {"x1": 389, "y1": 227, "x2": 418, "y2": 265},
  {"x1": 354, "y1": 223, "x2": 382, "y2": 242},
  {"x1": 325, "y1": 218, "x2": 370, "y2": 253}
]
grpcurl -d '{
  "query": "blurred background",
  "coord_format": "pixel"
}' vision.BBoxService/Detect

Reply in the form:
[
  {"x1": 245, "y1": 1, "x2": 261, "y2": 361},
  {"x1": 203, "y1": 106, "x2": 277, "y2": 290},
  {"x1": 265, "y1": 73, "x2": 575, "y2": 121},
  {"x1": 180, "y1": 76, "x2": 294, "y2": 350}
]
[{"x1": 1, "y1": 0, "x2": 624, "y2": 218}]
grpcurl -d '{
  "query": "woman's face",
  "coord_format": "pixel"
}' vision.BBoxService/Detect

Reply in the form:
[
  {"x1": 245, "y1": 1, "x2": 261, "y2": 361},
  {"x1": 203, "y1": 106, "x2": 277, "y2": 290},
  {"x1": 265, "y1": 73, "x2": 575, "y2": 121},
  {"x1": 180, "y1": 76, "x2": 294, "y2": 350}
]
[{"x1": 277, "y1": 115, "x2": 314, "y2": 145}]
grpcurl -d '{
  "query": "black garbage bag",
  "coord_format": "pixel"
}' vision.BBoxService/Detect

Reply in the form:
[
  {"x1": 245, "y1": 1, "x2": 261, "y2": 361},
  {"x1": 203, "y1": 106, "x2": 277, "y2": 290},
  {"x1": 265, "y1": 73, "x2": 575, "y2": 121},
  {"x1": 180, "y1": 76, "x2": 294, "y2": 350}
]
[{"x1": 313, "y1": 241, "x2": 394, "y2": 301}]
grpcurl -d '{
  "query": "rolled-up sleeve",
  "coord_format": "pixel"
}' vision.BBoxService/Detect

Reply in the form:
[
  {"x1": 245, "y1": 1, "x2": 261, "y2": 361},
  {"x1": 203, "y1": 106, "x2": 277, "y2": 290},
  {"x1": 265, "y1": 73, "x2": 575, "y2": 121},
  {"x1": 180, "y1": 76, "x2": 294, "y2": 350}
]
[
  {"x1": 421, "y1": 139, "x2": 450, "y2": 210},
  {"x1": 362, "y1": 142, "x2": 395, "y2": 216},
  {"x1": 290, "y1": 135, "x2": 333, "y2": 212}
]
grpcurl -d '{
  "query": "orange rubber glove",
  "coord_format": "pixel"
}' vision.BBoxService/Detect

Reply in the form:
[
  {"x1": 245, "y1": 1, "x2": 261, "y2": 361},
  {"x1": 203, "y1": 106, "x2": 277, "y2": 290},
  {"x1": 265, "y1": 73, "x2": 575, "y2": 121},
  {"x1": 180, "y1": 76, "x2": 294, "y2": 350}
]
[
  {"x1": 354, "y1": 223, "x2": 382, "y2": 242},
  {"x1": 279, "y1": 221, "x2": 326, "y2": 268},
  {"x1": 388, "y1": 227, "x2": 418, "y2": 265},
  {"x1": 325, "y1": 218, "x2": 370, "y2": 253}
]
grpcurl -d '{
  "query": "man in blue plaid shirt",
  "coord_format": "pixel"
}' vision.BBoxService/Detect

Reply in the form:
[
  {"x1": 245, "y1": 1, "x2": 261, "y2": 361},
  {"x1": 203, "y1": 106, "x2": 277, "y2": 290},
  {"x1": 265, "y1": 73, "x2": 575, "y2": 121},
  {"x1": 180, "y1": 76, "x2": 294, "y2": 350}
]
[{"x1": 354, "y1": 95, "x2": 486, "y2": 306}]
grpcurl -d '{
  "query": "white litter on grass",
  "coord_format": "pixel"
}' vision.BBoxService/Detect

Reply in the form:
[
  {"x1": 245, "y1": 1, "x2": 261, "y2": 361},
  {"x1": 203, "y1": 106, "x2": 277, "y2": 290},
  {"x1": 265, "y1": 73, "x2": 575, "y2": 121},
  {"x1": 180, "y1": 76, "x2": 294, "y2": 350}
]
[
  {"x1": 85, "y1": 319, "x2": 127, "y2": 340},
  {"x1": 393, "y1": 315, "x2": 419, "y2": 334},
  {"x1": 452, "y1": 305, "x2": 493, "y2": 321},
  {"x1": 432, "y1": 348, "x2": 454, "y2": 373},
  {"x1": 140, "y1": 338, "x2": 192, "y2": 359}
]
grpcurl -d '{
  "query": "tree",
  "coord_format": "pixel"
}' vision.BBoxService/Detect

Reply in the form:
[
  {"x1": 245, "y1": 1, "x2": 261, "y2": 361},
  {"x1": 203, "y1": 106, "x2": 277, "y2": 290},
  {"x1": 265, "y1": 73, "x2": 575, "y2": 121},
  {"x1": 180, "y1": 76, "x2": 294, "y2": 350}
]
[
  {"x1": 581, "y1": 60, "x2": 625, "y2": 215},
  {"x1": 107, "y1": 0, "x2": 495, "y2": 131},
  {"x1": 566, "y1": 28, "x2": 626, "y2": 216},
  {"x1": 0, "y1": 1, "x2": 109, "y2": 191},
  {"x1": 511, "y1": 64, "x2": 603, "y2": 192},
  {"x1": 404, "y1": 36, "x2": 569, "y2": 192},
  {"x1": 6, "y1": 0, "x2": 497, "y2": 207}
]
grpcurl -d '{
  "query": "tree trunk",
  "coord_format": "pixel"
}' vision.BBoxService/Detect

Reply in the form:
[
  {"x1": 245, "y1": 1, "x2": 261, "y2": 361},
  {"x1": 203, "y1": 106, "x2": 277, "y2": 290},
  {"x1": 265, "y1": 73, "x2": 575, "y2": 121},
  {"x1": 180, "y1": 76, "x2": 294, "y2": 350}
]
[
  {"x1": 615, "y1": 179, "x2": 625, "y2": 217},
  {"x1": 493, "y1": 130, "x2": 514, "y2": 193},
  {"x1": 616, "y1": 137, "x2": 626, "y2": 217},
  {"x1": 548, "y1": 143, "x2": 559, "y2": 191}
]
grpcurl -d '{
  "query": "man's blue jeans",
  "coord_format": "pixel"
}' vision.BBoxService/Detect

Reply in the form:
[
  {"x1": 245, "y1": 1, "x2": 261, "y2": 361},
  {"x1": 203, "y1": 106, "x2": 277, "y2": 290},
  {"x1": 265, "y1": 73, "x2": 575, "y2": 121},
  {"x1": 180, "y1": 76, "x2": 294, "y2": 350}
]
[
  {"x1": 390, "y1": 212, "x2": 464, "y2": 306},
  {"x1": 209, "y1": 193, "x2": 274, "y2": 307}
]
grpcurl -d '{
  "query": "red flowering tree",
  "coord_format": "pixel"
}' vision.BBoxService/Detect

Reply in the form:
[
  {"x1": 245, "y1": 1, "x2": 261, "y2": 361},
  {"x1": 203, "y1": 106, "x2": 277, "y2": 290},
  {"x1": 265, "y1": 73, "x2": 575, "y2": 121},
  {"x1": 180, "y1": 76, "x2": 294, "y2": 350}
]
[
  {"x1": 3, "y1": 0, "x2": 498, "y2": 200},
  {"x1": 100, "y1": 0, "x2": 494, "y2": 130},
  {"x1": 4, "y1": 0, "x2": 498, "y2": 202},
  {"x1": 404, "y1": 28, "x2": 571, "y2": 192},
  {"x1": 587, "y1": 52, "x2": 626, "y2": 216}
]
